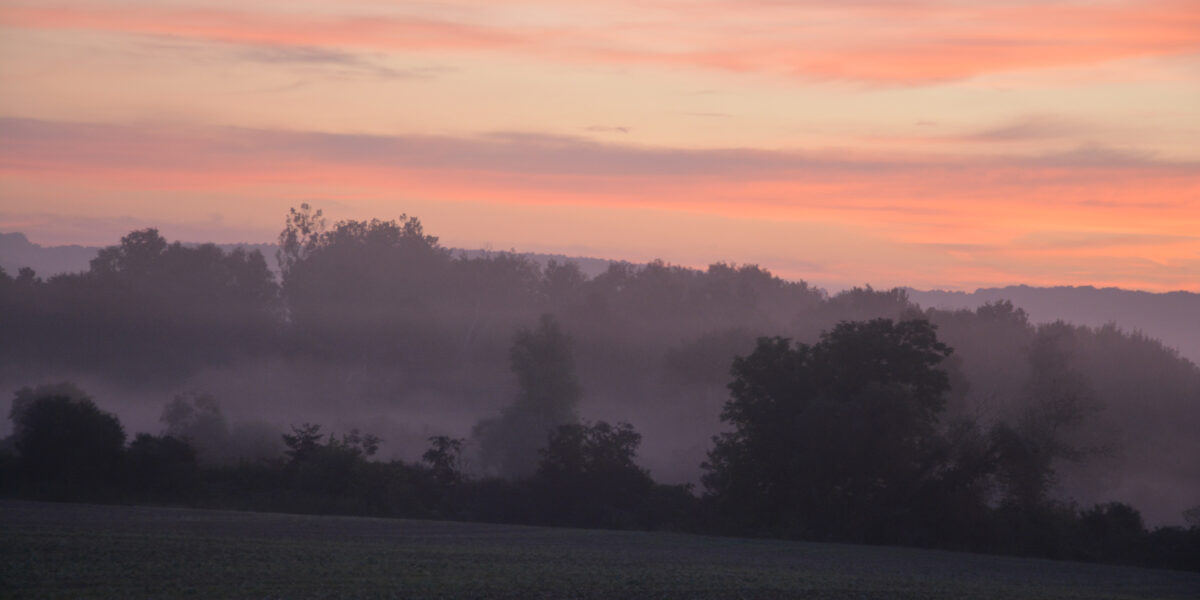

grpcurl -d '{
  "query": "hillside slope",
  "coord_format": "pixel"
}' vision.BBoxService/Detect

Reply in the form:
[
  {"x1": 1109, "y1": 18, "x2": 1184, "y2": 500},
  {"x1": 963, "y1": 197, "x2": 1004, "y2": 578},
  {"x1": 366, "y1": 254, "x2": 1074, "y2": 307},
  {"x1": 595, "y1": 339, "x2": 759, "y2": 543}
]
[{"x1": 908, "y1": 286, "x2": 1200, "y2": 365}]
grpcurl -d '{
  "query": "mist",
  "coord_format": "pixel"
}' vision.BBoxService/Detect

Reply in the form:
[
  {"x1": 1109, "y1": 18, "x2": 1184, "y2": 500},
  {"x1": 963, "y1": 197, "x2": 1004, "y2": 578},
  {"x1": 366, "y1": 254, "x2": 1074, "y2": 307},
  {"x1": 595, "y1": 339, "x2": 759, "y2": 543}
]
[{"x1": 1, "y1": 207, "x2": 1197, "y2": 526}]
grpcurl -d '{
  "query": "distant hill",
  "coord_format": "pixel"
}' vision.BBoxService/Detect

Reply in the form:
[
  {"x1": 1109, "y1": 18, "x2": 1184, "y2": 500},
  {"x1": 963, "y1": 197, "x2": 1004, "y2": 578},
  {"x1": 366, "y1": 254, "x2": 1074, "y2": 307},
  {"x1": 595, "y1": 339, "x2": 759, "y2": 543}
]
[
  {"x1": 0, "y1": 233, "x2": 280, "y2": 277},
  {"x1": 3, "y1": 231, "x2": 1194, "y2": 364},
  {"x1": 0, "y1": 232, "x2": 98, "y2": 276},
  {"x1": 0, "y1": 232, "x2": 617, "y2": 281},
  {"x1": 908, "y1": 286, "x2": 1200, "y2": 366}
]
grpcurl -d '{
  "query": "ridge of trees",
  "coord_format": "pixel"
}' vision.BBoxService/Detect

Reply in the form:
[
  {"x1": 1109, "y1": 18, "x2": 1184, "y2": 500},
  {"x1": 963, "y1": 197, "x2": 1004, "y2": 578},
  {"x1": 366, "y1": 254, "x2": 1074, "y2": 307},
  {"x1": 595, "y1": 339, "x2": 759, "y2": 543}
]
[
  {"x1": 2, "y1": 206, "x2": 1199, "y2": 569},
  {"x1": 3, "y1": 326, "x2": 1199, "y2": 571}
]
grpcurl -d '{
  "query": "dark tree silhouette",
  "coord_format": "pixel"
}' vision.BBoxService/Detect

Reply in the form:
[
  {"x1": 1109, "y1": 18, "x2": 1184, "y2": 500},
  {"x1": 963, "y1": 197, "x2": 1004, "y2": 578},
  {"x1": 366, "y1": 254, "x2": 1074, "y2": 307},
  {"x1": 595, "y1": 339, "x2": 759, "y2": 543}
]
[
  {"x1": 125, "y1": 433, "x2": 199, "y2": 501},
  {"x1": 276, "y1": 203, "x2": 327, "y2": 277},
  {"x1": 992, "y1": 322, "x2": 1102, "y2": 509},
  {"x1": 1075, "y1": 502, "x2": 1146, "y2": 563},
  {"x1": 280, "y1": 423, "x2": 381, "y2": 501},
  {"x1": 423, "y1": 435, "x2": 466, "y2": 485},
  {"x1": 534, "y1": 420, "x2": 655, "y2": 528},
  {"x1": 282, "y1": 423, "x2": 327, "y2": 464},
  {"x1": 8, "y1": 382, "x2": 126, "y2": 496},
  {"x1": 474, "y1": 314, "x2": 581, "y2": 478},
  {"x1": 703, "y1": 319, "x2": 959, "y2": 540},
  {"x1": 1, "y1": 207, "x2": 1198, "y2": 558},
  {"x1": 278, "y1": 207, "x2": 452, "y2": 365},
  {"x1": 1, "y1": 228, "x2": 279, "y2": 379},
  {"x1": 161, "y1": 392, "x2": 230, "y2": 465}
]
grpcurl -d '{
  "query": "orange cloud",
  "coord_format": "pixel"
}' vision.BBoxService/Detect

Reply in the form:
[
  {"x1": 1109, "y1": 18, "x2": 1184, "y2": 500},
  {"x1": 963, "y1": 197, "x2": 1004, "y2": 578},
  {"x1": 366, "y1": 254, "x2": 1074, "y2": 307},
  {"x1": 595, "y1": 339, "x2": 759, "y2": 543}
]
[
  {"x1": 0, "y1": 5, "x2": 522, "y2": 51},
  {"x1": 2, "y1": 1, "x2": 1196, "y2": 83},
  {"x1": 3, "y1": 118, "x2": 1196, "y2": 260},
  {"x1": 4, "y1": 119, "x2": 1197, "y2": 291}
]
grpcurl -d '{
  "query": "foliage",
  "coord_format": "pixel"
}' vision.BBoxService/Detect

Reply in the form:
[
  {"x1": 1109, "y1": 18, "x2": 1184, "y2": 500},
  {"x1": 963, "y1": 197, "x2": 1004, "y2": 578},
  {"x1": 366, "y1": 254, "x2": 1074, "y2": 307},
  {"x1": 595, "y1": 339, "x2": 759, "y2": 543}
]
[
  {"x1": 278, "y1": 423, "x2": 383, "y2": 504},
  {"x1": 1074, "y1": 502, "x2": 1146, "y2": 563},
  {"x1": 276, "y1": 202, "x2": 327, "y2": 277},
  {"x1": 125, "y1": 433, "x2": 199, "y2": 502},
  {"x1": 2, "y1": 206, "x2": 1200, "y2": 570},
  {"x1": 281, "y1": 423, "x2": 327, "y2": 463},
  {"x1": 161, "y1": 391, "x2": 231, "y2": 464},
  {"x1": 8, "y1": 382, "x2": 126, "y2": 497},
  {"x1": 703, "y1": 318, "x2": 960, "y2": 540},
  {"x1": 474, "y1": 314, "x2": 581, "y2": 478},
  {"x1": 1, "y1": 228, "x2": 279, "y2": 379},
  {"x1": 278, "y1": 207, "x2": 451, "y2": 361},
  {"x1": 534, "y1": 420, "x2": 655, "y2": 528},
  {"x1": 2, "y1": 381, "x2": 1198, "y2": 572},
  {"x1": 423, "y1": 435, "x2": 466, "y2": 485}
]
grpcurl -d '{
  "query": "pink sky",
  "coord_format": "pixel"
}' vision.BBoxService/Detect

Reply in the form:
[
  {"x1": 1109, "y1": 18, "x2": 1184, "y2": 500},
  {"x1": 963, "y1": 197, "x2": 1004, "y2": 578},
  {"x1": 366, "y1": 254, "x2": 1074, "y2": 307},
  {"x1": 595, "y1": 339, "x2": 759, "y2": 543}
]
[{"x1": 1, "y1": 0, "x2": 1198, "y2": 291}]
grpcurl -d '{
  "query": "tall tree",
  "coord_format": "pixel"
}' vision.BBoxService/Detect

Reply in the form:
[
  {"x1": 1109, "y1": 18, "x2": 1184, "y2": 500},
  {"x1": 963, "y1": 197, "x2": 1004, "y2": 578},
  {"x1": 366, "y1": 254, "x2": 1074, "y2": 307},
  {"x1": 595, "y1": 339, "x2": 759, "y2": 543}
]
[
  {"x1": 534, "y1": 420, "x2": 655, "y2": 528},
  {"x1": 8, "y1": 383, "x2": 126, "y2": 496},
  {"x1": 474, "y1": 314, "x2": 581, "y2": 478},
  {"x1": 278, "y1": 206, "x2": 450, "y2": 361},
  {"x1": 703, "y1": 318, "x2": 960, "y2": 541},
  {"x1": 992, "y1": 322, "x2": 1101, "y2": 509}
]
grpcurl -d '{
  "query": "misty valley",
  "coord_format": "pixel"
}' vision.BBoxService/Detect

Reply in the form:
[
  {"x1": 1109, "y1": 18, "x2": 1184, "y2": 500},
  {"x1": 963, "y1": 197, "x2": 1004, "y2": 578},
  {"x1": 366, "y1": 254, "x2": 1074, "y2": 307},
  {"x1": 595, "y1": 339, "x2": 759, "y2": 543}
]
[{"x1": 2, "y1": 206, "x2": 1199, "y2": 587}]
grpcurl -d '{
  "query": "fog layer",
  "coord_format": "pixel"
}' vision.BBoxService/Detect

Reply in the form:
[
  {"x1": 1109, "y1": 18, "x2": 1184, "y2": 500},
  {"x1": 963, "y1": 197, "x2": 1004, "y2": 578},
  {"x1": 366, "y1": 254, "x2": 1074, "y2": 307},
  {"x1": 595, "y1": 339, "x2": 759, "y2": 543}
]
[{"x1": 1, "y1": 207, "x2": 1196, "y2": 524}]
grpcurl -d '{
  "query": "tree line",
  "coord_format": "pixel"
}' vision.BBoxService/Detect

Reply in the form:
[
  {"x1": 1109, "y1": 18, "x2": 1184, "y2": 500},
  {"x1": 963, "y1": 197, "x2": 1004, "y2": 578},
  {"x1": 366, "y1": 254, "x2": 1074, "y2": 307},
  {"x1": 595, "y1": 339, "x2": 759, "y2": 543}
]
[
  {"x1": 2, "y1": 316, "x2": 1198, "y2": 571},
  {"x1": 1, "y1": 205, "x2": 1199, "y2": 569}
]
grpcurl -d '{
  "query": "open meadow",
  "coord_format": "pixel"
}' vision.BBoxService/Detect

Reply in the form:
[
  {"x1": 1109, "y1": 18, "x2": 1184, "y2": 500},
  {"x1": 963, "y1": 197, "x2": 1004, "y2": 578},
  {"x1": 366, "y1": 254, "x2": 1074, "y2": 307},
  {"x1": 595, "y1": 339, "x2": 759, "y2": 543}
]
[{"x1": 2, "y1": 500, "x2": 1198, "y2": 599}]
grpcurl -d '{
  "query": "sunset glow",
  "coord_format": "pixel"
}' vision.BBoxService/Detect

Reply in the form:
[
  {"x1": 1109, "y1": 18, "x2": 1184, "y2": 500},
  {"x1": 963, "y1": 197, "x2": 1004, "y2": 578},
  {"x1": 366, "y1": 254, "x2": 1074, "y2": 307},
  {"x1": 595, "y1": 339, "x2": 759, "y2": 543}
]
[{"x1": 1, "y1": 0, "x2": 1198, "y2": 291}]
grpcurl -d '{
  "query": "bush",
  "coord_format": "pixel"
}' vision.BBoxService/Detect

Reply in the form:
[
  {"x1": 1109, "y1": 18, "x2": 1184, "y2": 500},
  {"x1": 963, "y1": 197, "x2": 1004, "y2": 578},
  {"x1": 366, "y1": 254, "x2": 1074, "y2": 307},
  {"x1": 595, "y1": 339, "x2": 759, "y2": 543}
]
[
  {"x1": 126, "y1": 434, "x2": 200, "y2": 502},
  {"x1": 8, "y1": 382, "x2": 125, "y2": 499}
]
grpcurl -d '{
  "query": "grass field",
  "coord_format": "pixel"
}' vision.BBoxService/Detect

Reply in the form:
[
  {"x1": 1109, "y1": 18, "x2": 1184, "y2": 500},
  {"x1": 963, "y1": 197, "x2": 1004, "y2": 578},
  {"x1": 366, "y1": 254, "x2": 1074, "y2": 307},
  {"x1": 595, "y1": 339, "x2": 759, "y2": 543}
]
[{"x1": 2, "y1": 500, "x2": 1198, "y2": 599}]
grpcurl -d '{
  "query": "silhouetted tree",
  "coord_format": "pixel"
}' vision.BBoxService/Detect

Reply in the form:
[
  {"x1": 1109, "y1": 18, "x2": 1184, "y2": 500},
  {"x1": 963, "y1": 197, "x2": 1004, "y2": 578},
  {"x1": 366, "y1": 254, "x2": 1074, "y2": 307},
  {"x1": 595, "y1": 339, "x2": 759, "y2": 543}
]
[
  {"x1": 423, "y1": 435, "x2": 466, "y2": 485},
  {"x1": 703, "y1": 319, "x2": 959, "y2": 540},
  {"x1": 161, "y1": 392, "x2": 230, "y2": 465},
  {"x1": 282, "y1": 423, "x2": 327, "y2": 464},
  {"x1": 540, "y1": 259, "x2": 586, "y2": 312},
  {"x1": 89, "y1": 228, "x2": 168, "y2": 276},
  {"x1": 1186, "y1": 505, "x2": 1200, "y2": 528},
  {"x1": 125, "y1": 433, "x2": 199, "y2": 501},
  {"x1": 992, "y1": 322, "x2": 1101, "y2": 509},
  {"x1": 279, "y1": 207, "x2": 451, "y2": 363},
  {"x1": 276, "y1": 203, "x2": 327, "y2": 277},
  {"x1": 534, "y1": 420, "x2": 655, "y2": 528},
  {"x1": 281, "y1": 423, "x2": 381, "y2": 502},
  {"x1": 8, "y1": 383, "x2": 125, "y2": 497},
  {"x1": 1075, "y1": 502, "x2": 1145, "y2": 563},
  {"x1": 5, "y1": 228, "x2": 279, "y2": 379},
  {"x1": 474, "y1": 314, "x2": 580, "y2": 478}
]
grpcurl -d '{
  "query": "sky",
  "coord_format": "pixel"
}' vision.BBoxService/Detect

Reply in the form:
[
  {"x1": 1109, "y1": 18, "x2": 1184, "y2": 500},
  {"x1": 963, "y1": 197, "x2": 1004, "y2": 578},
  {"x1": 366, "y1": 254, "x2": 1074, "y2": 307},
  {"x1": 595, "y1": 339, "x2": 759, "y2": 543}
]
[{"x1": 0, "y1": 0, "x2": 1198, "y2": 291}]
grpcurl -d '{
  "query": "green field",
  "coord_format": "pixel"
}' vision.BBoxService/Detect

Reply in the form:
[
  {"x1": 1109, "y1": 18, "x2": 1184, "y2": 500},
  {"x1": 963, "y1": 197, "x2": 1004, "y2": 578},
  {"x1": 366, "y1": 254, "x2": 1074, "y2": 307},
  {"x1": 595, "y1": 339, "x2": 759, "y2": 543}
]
[{"x1": 2, "y1": 500, "x2": 1197, "y2": 599}]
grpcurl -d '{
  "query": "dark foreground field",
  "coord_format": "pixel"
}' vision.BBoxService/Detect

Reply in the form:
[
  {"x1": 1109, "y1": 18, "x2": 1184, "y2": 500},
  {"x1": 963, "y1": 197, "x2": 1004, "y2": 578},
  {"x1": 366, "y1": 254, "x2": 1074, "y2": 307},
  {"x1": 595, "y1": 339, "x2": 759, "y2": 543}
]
[{"x1": 2, "y1": 500, "x2": 1198, "y2": 599}]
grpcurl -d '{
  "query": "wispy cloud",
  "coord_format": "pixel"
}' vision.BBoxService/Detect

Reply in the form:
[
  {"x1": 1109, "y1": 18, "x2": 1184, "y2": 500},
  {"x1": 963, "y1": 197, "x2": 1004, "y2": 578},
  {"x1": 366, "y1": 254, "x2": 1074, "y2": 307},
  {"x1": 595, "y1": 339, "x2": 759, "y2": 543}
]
[
  {"x1": 4, "y1": 1, "x2": 1196, "y2": 84},
  {"x1": 2, "y1": 115, "x2": 1196, "y2": 291},
  {"x1": 1016, "y1": 231, "x2": 1200, "y2": 251},
  {"x1": 11, "y1": 117, "x2": 1186, "y2": 185},
  {"x1": 0, "y1": 4, "x2": 523, "y2": 53},
  {"x1": 229, "y1": 46, "x2": 416, "y2": 79},
  {"x1": 2, "y1": 117, "x2": 1194, "y2": 244},
  {"x1": 125, "y1": 30, "x2": 453, "y2": 80},
  {"x1": 584, "y1": 126, "x2": 630, "y2": 134},
  {"x1": 1023, "y1": 143, "x2": 1161, "y2": 168},
  {"x1": 958, "y1": 115, "x2": 1093, "y2": 142}
]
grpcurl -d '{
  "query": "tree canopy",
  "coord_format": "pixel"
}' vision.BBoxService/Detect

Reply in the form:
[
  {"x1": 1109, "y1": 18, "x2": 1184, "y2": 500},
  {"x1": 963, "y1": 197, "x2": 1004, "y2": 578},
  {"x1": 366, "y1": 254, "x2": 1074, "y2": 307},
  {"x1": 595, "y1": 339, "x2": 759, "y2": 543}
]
[
  {"x1": 474, "y1": 314, "x2": 581, "y2": 478},
  {"x1": 534, "y1": 420, "x2": 655, "y2": 528},
  {"x1": 703, "y1": 318, "x2": 961, "y2": 540},
  {"x1": 9, "y1": 382, "x2": 126, "y2": 496}
]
